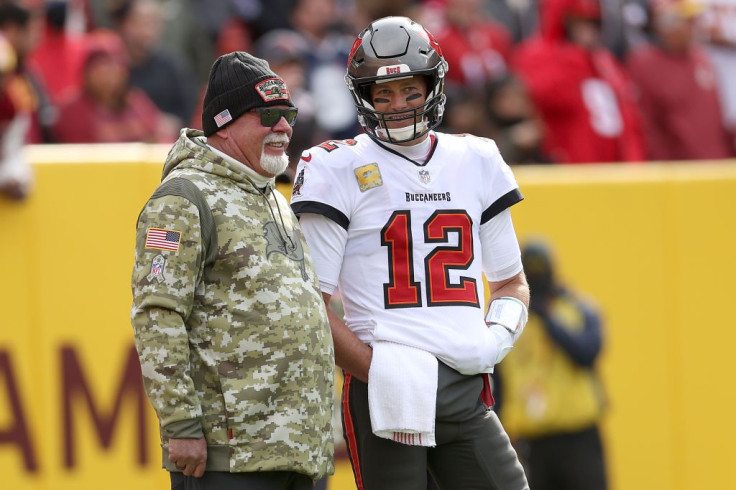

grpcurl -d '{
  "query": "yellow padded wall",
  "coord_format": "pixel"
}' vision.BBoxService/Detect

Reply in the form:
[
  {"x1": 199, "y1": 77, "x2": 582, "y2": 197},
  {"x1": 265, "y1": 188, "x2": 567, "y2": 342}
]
[{"x1": 1, "y1": 145, "x2": 735, "y2": 490}]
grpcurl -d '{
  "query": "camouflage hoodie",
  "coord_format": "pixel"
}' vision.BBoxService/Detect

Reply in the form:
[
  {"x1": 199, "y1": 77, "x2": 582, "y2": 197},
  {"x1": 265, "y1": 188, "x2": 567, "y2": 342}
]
[{"x1": 131, "y1": 129, "x2": 335, "y2": 479}]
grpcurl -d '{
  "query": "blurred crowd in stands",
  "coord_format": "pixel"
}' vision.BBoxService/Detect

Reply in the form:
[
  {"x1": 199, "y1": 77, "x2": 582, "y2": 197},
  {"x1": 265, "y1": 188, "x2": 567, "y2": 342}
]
[{"x1": 1, "y1": 0, "x2": 736, "y2": 199}]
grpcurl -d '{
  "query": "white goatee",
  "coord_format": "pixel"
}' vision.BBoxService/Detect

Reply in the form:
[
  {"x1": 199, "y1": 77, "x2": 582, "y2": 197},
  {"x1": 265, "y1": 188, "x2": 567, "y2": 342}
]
[
  {"x1": 261, "y1": 135, "x2": 290, "y2": 175},
  {"x1": 260, "y1": 152, "x2": 289, "y2": 176}
]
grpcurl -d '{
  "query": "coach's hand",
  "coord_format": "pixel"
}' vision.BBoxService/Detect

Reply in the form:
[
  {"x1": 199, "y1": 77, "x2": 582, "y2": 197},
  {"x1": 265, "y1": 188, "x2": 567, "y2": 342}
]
[{"x1": 169, "y1": 437, "x2": 207, "y2": 477}]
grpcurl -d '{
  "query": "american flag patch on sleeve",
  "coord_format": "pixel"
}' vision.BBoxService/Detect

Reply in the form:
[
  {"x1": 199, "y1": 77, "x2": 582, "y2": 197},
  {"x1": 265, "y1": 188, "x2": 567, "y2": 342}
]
[
  {"x1": 145, "y1": 228, "x2": 182, "y2": 252},
  {"x1": 214, "y1": 109, "x2": 232, "y2": 127}
]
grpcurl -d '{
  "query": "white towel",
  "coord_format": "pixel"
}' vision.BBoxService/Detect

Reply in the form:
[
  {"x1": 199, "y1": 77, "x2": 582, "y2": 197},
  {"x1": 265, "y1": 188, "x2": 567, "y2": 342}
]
[{"x1": 368, "y1": 340, "x2": 438, "y2": 447}]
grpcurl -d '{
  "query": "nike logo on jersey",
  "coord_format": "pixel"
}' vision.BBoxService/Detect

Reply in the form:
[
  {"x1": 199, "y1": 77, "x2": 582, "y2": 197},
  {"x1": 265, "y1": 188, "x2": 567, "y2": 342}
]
[{"x1": 301, "y1": 153, "x2": 312, "y2": 162}]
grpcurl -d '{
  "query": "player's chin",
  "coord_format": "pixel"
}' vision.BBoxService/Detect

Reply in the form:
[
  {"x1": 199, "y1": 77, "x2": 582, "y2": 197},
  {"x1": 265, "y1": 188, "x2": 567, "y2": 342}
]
[{"x1": 383, "y1": 120, "x2": 412, "y2": 129}]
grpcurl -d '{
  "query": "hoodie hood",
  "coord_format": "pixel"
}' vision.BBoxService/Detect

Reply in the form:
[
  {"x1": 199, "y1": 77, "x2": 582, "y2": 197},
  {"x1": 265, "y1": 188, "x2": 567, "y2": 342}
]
[
  {"x1": 540, "y1": 0, "x2": 601, "y2": 43},
  {"x1": 161, "y1": 128, "x2": 272, "y2": 196}
]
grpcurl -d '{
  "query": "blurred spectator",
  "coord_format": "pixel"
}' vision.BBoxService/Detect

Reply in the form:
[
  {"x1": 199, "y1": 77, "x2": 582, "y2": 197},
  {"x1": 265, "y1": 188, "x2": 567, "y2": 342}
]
[
  {"x1": 0, "y1": 0, "x2": 54, "y2": 143},
  {"x1": 699, "y1": 0, "x2": 736, "y2": 137},
  {"x1": 110, "y1": 0, "x2": 197, "y2": 128},
  {"x1": 354, "y1": 0, "x2": 415, "y2": 19},
  {"x1": 512, "y1": 0, "x2": 646, "y2": 163},
  {"x1": 254, "y1": 28, "x2": 320, "y2": 181},
  {"x1": 289, "y1": 0, "x2": 359, "y2": 140},
  {"x1": 486, "y1": 75, "x2": 551, "y2": 164},
  {"x1": 619, "y1": 0, "x2": 655, "y2": 50},
  {"x1": 485, "y1": 0, "x2": 644, "y2": 59},
  {"x1": 598, "y1": 0, "x2": 636, "y2": 59},
  {"x1": 484, "y1": 0, "x2": 540, "y2": 43},
  {"x1": 51, "y1": 30, "x2": 177, "y2": 143},
  {"x1": 428, "y1": 0, "x2": 513, "y2": 88},
  {"x1": 204, "y1": 0, "x2": 295, "y2": 57},
  {"x1": 495, "y1": 239, "x2": 608, "y2": 490},
  {"x1": 206, "y1": 1, "x2": 254, "y2": 57},
  {"x1": 27, "y1": 0, "x2": 88, "y2": 105},
  {"x1": 156, "y1": 0, "x2": 215, "y2": 86},
  {"x1": 626, "y1": 0, "x2": 734, "y2": 160},
  {"x1": 0, "y1": 29, "x2": 32, "y2": 200},
  {"x1": 439, "y1": 82, "x2": 495, "y2": 136},
  {"x1": 90, "y1": 0, "x2": 214, "y2": 86}
]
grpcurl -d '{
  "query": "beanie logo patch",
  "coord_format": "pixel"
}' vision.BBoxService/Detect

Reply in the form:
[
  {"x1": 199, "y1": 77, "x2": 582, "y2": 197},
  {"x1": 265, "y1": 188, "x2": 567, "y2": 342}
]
[
  {"x1": 255, "y1": 78, "x2": 290, "y2": 102},
  {"x1": 214, "y1": 109, "x2": 233, "y2": 127}
]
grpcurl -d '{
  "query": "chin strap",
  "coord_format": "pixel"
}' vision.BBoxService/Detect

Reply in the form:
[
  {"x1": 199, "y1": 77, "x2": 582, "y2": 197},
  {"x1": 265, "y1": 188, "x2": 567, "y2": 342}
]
[{"x1": 376, "y1": 120, "x2": 429, "y2": 142}]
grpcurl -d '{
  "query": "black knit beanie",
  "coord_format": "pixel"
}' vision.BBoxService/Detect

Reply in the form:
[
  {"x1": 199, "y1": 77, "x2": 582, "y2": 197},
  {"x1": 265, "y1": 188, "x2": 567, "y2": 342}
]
[{"x1": 201, "y1": 51, "x2": 294, "y2": 136}]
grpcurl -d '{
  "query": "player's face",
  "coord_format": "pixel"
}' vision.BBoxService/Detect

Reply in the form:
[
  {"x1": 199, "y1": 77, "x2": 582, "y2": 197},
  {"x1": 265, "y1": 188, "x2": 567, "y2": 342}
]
[
  {"x1": 369, "y1": 76, "x2": 428, "y2": 129},
  {"x1": 226, "y1": 106, "x2": 293, "y2": 177}
]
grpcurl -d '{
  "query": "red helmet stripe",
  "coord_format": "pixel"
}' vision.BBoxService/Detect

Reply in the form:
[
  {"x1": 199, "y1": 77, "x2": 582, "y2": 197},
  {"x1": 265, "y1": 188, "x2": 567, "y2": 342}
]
[
  {"x1": 348, "y1": 37, "x2": 362, "y2": 67},
  {"x1": 424, "y1": 27, "x2": 443, "y2": 58}
]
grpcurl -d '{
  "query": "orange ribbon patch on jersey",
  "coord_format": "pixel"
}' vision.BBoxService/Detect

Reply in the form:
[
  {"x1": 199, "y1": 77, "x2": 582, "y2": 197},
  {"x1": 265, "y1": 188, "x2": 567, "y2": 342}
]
[{"x1": 355, "y1": 163, "x2": 383, "y2": 192}]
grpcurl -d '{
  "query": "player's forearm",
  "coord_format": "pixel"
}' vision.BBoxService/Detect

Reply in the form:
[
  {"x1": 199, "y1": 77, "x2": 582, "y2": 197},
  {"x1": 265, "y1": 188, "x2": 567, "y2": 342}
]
[
  {"x1": 322, "y1": 294, "x2": 372, "y2": 382},
  {"x1": 489, "y1": 271, "x2": 530, "y2": 307}
]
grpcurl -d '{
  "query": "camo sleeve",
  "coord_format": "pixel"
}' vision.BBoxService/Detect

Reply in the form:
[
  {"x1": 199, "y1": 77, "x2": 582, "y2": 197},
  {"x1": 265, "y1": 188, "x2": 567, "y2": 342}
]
[{"x1": 131, "y1": 194, "x2": 204, "y2": 439}]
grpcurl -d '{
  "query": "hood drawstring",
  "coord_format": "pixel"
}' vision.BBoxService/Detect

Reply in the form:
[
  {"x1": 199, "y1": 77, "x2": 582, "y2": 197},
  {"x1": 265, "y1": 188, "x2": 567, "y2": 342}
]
[{"x1": 257, "y1": 184, "x2": 296, "y2": 251}]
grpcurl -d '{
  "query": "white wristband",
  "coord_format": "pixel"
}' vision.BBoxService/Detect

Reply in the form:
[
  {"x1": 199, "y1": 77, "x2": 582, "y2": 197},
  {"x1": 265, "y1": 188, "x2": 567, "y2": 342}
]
[
  {"x1": 486, "y1": 296, "x2": 528, "y2": 364},
  {"x1": 486, "y1": 296, "x2": 528, "y2": 340}
]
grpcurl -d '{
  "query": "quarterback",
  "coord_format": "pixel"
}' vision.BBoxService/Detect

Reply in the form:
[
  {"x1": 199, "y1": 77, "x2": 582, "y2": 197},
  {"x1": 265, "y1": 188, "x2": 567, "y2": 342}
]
[{"x1": 291, "y1": 16, "x2": 530, "y2": 490}]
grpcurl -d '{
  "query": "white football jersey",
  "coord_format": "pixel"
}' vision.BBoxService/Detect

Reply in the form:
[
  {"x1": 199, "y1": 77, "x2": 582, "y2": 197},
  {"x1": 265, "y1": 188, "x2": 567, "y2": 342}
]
[{"x1": 291, "y1": 132, "x2": 523, "y2": 374}]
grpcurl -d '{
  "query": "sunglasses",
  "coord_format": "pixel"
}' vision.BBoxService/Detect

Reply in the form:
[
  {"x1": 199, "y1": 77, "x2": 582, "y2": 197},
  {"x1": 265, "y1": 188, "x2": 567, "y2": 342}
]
[{"x1": 254, "y1": 107, "x2": 298, "y2": 127}]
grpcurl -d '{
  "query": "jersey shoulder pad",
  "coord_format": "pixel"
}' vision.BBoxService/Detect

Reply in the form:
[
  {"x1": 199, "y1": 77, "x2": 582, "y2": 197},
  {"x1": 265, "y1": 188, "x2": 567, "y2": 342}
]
[
  {"x1": 440, "y1": 132, "x2": 504, "y2": 171},
  {"x1": 461, "y1": 133, "x2": 501, "y2": 159},
  {"x1": 292, "y1": 139, "x2": 360, "y2": 205},
  {"x1": 299, "y1": 137, "x2": 361, "y2": 166}
]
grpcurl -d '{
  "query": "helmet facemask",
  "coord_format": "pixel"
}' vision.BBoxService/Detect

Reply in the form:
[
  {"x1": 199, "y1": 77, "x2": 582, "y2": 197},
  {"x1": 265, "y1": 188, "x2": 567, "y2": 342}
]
[{"x1": 349, "y1": 74, "x2": 446, "y2": 144}]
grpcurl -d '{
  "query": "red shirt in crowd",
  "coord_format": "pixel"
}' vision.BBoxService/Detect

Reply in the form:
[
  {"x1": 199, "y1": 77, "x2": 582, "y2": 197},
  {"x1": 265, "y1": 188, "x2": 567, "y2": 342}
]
[
  {"x1": 27, "y1": 23, "x2": 88, "y2": 105},
  {"x1": 512, "y1": 0, "x2": 646, "y2": 163},
  {"x1": 434, "y1": 19, "x2": 512, "y2": 87},
  {"x1": 52, "y1": 88, "x2": 170, "y2": 144},
  {"x1": 626, "y1": 44, "x2": 734, "y2": 160}
]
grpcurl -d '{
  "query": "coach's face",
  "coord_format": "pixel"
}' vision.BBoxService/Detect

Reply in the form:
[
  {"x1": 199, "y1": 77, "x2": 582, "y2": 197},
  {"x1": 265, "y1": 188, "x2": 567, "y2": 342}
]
[{"x1": 221, "y1": 107, "x2": 293, "y2": 177}]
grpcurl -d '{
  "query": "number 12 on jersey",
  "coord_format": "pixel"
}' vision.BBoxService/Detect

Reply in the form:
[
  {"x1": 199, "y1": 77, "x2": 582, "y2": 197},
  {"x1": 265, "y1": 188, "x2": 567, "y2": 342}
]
[{"x1": 381, "y1": 210, "x2": 480, "y2": 309}]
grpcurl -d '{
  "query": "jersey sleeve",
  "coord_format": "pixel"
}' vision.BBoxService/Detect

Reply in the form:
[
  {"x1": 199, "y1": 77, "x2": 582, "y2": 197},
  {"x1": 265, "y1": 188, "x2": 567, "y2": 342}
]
[
  {"x1": 472, "y1": 137, "x2": 524, "y2": 225},
  {"x1": 130, "y1": 194, "x2": 205, "y2": 438},
  {"x1": 480, "y1": 208, "x2": 523, "y2": 282},
  {"x1": 290, "y1": 147, "x2": 354, "y2": 230},
  {"x1": 298, "y1": 213, "x2": 348, "y2": 294}
]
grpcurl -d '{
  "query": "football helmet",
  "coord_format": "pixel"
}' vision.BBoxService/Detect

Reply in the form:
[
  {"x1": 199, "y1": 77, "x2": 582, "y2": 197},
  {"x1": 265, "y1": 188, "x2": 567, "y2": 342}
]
[{"x1": 345, "y1": 16, "x2": 449, "y2": 144}]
